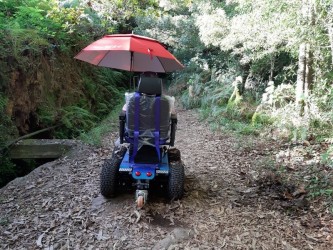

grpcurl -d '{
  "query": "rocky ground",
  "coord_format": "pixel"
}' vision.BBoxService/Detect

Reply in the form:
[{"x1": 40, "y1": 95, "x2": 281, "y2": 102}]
[{"x1": 1, "y1": 109, "x2": 333, "y2": 249}]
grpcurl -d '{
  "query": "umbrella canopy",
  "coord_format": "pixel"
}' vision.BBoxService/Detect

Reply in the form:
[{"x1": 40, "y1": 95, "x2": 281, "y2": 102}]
[{"x1": 74, "y1": 34, "x2": 184, "y2": 73}]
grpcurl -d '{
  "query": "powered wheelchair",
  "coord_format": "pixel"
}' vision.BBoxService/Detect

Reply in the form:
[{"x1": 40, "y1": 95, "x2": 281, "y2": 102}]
[{"x1": 100, "y1": 76, "x2": 184, "y2": 207}]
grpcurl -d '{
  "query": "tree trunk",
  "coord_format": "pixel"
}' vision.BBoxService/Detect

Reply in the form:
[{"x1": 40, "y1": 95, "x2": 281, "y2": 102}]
[
  {"x1": 296, "y1": 0, "x2": 315, "y2": 116},
  {"x1": 239, "y1": 63, "x2": 250, "y2": 95},
  {"x1": 296, "y1": 43, "x2": 306, "y2": 105},
  {"x1": 269, "y1": 54, "x2": 275, "y2": 82},
  {"x1": 328, "y1": 25, "x2": 333, "y2": 65},
  {"x1": 296, "y1": 43, "x2": 313, "y2": 116},
  {"x1": 304, "y1": 43, "x2": 313, "y2": 96}
]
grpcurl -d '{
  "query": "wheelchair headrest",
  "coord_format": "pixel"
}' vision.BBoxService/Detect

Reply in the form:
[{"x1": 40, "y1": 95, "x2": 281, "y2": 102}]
[{"x1": 137, "y1": 76, "x2": 162, "y2": 95}]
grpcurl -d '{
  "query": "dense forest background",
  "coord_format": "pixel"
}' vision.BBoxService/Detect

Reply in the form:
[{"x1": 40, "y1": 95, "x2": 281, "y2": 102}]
[{"x1": 1, "y1": 0, "x2": 333, "y2": 186}]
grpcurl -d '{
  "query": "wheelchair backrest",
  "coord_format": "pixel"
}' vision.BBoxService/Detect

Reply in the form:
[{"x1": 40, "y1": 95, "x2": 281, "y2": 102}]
[{"x1": 125, "y1": 76, "x2": 171, "y2": 140}]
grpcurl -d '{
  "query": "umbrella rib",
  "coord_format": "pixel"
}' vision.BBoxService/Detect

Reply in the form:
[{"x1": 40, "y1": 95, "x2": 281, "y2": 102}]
[
  {"x1": 96, "y1": 51, "x2": 112, "y2": 67},
  {"x1": 156, "y1": 56, "x2": 167, "y2": 73}
]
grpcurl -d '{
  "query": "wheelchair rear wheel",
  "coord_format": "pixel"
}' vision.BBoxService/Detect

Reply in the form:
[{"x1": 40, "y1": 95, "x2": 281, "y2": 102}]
[
  {"x1": 167, "y1": 161, "x2": 185, "y2": 200},
  {"x1": 100, "y1": 145, "x2": 126, "y2": 198}
]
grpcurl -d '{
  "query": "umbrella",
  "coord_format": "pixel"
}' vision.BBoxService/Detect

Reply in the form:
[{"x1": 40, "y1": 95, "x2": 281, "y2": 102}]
[{"x1": 74, "y1": 34, "x2": 184, "y2": 73}]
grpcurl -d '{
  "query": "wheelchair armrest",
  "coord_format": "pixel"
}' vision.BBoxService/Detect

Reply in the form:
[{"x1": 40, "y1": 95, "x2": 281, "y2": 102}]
[
  {"x1": 119, "y1": 110, "x2": 126, "y2": 144},
  {"x1": 170, "y1": 113, "x2": 177, "y2": 146}
]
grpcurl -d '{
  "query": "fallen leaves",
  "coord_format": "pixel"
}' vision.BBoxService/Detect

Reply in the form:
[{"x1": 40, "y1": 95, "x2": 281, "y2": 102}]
[
  {"x1": 0, "y1": 110, "x2": 332, "y2": 249},
  {"x1": 36, "y1": 233, "x2": 44, "y2": 247}
]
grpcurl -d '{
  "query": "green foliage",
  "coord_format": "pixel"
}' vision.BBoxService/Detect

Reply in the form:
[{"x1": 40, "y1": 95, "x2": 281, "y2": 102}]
[
  {"x1": 134, "y1": 0, "x2": 205, "y2": 65},
  {"x1": 321, "y1": 146, "x2": 333, "y2": 168},
  {"x1": 252, "y1": 80, "x2": 333, "y2": 142},
  {"x1": 218, "y1": 115, "x2": 260, "y2": 135},
  {"x1": 180, "y1": 89, "x2": 201, "y2": 109},
  {"x1": 208, "y1": 96, "x2": 260, "y2": 135},
  {"x1": 0, "y1": 0, "x2": 135, "y2": 140},
  {"x1": 201, "y1": 83, "x2": 234, "y2": 108},
  {"x1": 59, "y1": 106, "x2": 98, "y2": 138},
  {"x1": 35, "y1": 67, "x2": 126, "y2": 138},
  {"x1": 135, "y1": 0, "x2": 333, "y2": 144},
  {"x1": 0, "y1": 93, "x2": 18, "y2": 188},
  {"x1": 307, "y1": 172, "x2": 333, "y2": 199},
  {"x1": 0, "y1": 0, "x2": 163, "y2": 187},
  {"x1": 251, "y1": 112, "x2": 274, "y2": 126},
  {"x1": 0, "y1": 157, "x2": 16, "y2": 188},
  {"x1": 80, "y1": 102, "x2": 124, "y2": 145},
  {"x1": 2, "y1": 0, "x2": 333, "y2": 191},
  {"x1": 0, "y1": 94, "x2": 18, "y2": 146}
]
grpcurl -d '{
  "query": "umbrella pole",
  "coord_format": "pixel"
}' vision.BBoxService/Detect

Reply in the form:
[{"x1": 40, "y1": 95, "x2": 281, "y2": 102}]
[
  {"x1": 130, "y1": 51, "x2": 134, "y2": 91},
  {"x1": 130, "y1": 74, "x2": 133, "y2": 91},
  {"x1": 129, "y1": 73, "x2": 135, "y2": 91},
  {"x1": 130, "y1": 51, "x2": 134, "y2": 73}
]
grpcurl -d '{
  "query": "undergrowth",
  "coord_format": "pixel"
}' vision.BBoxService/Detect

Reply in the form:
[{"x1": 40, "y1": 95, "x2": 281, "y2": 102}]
[
  {"x1": 0, "y1": 94, "x2": 19, "y2": 188},
  {"x1": 175, "y1": 68, "x2": 264, "y2": 136},
  {"x1": 0, "y1": 157, "x2": 16, "y2": 188},
  {"x1": 175, "y1": 66, "x2": 333, "y2": 214},
  {"x1": 80, "y1": 101, "x2": 124, "y2": 146}
]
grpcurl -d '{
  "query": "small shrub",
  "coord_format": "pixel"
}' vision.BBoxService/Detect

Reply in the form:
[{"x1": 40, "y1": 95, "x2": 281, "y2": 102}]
[
  {"x1": 0, "y1": 157, "x2": 16, "y2": 188},
  {"x1": 219, "y1": 117, "x2": 259, "y2": 135},
  {"x1": 307, "y1": 173, "x2": 333, "y2": 199},
  {"x1": 80, "y1": 102, "x2": 124, "y2": 145},
  {"x1": 252, "y1": 112, "x2": 273, "y2": 126},
  {"x1": 321, "y1": 146, "x2": 333, "y2": 168},
  {"x1": 180, "y1": 89, "x2": 201, "y2": 109}
]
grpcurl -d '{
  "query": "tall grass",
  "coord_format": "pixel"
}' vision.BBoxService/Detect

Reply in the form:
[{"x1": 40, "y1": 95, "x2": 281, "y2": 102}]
[
  {"x1": 80, "y1": 101, "x2": 124, "y2": 146},
  {"x1": 176, "y1": 68, "x2": 262, "y2": 136}
]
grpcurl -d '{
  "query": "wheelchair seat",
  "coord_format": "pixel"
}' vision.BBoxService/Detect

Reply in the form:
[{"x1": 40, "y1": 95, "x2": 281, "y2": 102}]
[{"x1": 123, "y1": 76, "x2": 175, "y2": 163}]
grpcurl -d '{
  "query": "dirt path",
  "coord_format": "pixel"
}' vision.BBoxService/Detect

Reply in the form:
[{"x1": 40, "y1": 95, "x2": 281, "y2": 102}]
[{"x1": 1, "y1": 109, "x2": 333, "y2": 249}]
